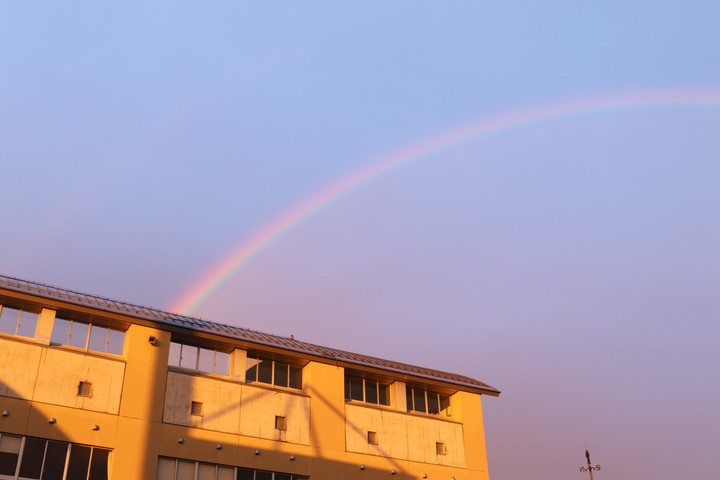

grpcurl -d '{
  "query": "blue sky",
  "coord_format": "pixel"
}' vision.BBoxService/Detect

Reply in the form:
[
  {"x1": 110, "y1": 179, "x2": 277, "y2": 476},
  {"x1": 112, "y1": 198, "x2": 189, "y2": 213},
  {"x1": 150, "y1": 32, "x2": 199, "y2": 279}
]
[{"x1": 2, "y1": 3, "x2": 720, "y2": 479}]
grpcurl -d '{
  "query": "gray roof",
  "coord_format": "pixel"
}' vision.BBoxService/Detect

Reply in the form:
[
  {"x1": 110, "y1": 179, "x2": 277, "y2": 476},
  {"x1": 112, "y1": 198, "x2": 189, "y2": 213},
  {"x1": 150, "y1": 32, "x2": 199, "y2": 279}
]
[{"x1": 0, "y1": 274, "x2": 499, "y2": 395}]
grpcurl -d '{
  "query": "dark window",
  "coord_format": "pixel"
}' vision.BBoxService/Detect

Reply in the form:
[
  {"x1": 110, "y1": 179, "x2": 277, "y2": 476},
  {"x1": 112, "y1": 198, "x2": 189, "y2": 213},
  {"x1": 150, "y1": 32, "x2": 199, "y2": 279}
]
[
  {"x1": 0, "y1": 434, "x2": 21, "y2": 476},
  {"x1": 255, "y1": 470, "x2": 273, "y2": 480},
  {"x1": 289, "y1": 365, "x2": 302, "y2": 389},
  {"x1": 88, "y1": 448, "x2": 109, "y2": 480},
  {"x1": 246, "y1": 358, "x2": 258, "y2": 382},
  {"x1": 406, "y1": 387, "x2": 452, "y2": 416},
  {"x1": 237, "y1": 467, "x2": 255, "y2": 480},
  {"x1": 378, "y1": 384, "x2": 388, "y2": 405},
  {"x1": 413, "y1": 389, "x2": 426, "y2": 413},
  {"x1": 427, "y1": 393, "x2": 440, "y2": 414},
  {"x1": 349, "y1": 377, "x2": 363, "y2": 401},
  {"x1": 67, "y1": 445, "x2": 91, "y2": 480},
  {"x1": 365, "y1": 381, "x2": 378, "y2": 404},
  {"x1": 43, "y1": 441, "x2": 69, "y2": 480},
  {"x1": 275, "y1": 474, "x2": 291, "y2": 480},
  {"x1": 19, "y1": 437, "x2": 45, "y2": 479},
  {"x1": 274, "y1": 363, "x2": 289, "y2": 388},
  {"x1": 257, "y1": 359, "x2": 273, "y2": 384}
]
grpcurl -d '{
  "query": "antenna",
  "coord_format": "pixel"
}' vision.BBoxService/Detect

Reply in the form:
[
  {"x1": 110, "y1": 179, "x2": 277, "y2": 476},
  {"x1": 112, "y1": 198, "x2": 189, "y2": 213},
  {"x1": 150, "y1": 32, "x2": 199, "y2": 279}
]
[{"x1": 579, "y1": 447, "x2": 601, "y2": 480}]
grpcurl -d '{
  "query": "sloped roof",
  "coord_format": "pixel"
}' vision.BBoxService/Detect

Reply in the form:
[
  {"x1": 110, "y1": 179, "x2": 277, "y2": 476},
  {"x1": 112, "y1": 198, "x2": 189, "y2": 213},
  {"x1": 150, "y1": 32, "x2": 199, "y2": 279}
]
[{"x1": 0, "y1": 274, "x2": 499, "y2": 395}]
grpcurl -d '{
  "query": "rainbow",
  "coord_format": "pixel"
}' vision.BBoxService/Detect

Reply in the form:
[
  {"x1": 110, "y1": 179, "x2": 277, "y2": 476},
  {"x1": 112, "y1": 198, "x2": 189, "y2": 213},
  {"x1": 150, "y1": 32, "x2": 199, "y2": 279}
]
[{"x1": 170, "y1": 88, "x2": 720, "y2": 315}]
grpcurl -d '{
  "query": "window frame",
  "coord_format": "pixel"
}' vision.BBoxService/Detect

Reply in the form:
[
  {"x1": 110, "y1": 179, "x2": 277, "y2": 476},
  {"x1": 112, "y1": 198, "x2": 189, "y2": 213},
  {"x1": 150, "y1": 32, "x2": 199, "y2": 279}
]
[
  {"x1": 245, "y1": 356, "x2": 303, "y2": 390},
  {"x1": 168, "y1": 342, "x2": 230, "y2": 377},
  {"x1": 344, "y1": 375, "x2": 390, "y2": 406},
  {"x1": 405, "y1": 386, "x2": 452, "y2": 416},
  {"x1": 50, "y1": 317, "x2": 125, "y2": 356}
]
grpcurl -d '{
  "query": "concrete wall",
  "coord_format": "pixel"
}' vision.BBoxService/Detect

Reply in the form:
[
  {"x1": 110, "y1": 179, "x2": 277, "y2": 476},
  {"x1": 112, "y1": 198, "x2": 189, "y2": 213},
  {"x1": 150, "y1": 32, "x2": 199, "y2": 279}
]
[
  {"x1": 345, "y1": 403, "x2": 466, "y2": 467},
  {"x1": 163, "y1": 371, "x2": 310, "y2": 445}
]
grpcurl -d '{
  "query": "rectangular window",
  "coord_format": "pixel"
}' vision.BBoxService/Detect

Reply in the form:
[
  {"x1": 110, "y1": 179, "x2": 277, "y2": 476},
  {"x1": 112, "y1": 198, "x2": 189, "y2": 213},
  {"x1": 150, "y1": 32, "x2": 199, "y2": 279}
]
[
  {"x1": 367, "y1": 431, "x2": 378, "y2": 445},
  {"x1": 0, "y1": 434, "x2": 21, "y2": 476},
  {"x1": 406, "y1": 386, "x2": 452, "y2": 416},
  {"x1": 0, "y1": 306, "x2": 38, "y2": 339},
  {"x1": 191, "y1": 401, "x2": 203, "y2": 416},
  {"x1": 2, "y1": 433, "x2": 110, "y2": 480},
  {"x1": 157, "y1": 457, "x2": 308, "y2": 480},
  {"x1": 51, "y1": 317, "x2": 125, "y2": 355},
  {"x1": 245, "y1": 356, "x2": 302, "y2": 390},
  {"x1": 169, "y1": 342, "x2": 230, "y2": 376},
  {"x1": 275, "y1": 416, "x2": 287, "y2": 430},
  {"x1": 345, "y1": 375, "x2": 390, "y2": 406},
  {"x1": 78, "y1": 381, "x2": 93, "y2": 397}
]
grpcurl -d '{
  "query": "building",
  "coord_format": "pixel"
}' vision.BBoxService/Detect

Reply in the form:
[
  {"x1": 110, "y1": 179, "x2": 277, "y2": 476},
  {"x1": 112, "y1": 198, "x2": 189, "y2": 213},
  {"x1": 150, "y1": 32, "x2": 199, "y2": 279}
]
[{"x1": 0, "y1": 275, "x2": 499, "y2": 480}]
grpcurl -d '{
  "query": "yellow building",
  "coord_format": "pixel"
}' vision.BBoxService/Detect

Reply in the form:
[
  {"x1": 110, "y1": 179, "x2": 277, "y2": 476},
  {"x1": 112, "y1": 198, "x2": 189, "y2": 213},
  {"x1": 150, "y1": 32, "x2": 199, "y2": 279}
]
[{"x1": 0, "y1": 275, "x2": 499, "y2": 480}]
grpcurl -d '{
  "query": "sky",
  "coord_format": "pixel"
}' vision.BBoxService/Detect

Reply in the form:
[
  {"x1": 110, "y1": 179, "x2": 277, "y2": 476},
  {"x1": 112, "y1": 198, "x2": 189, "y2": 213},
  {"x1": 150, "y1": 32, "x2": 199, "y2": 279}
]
[{"x1": 2, "y1": 2, "x2": 720, "y2": 479}]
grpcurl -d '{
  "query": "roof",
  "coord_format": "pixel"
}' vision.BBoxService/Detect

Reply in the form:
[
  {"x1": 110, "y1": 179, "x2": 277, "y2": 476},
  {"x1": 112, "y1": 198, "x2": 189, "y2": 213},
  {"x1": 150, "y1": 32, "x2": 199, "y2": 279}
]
[{"x1": 0, "y1": 274, "x2": 499, "y2": 395}]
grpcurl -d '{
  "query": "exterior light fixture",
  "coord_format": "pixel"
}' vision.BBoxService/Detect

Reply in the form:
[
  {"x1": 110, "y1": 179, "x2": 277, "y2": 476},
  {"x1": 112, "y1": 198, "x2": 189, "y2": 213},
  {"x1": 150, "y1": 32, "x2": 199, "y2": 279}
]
[
  {"x1": 216, "y1": 444, "x2": 222, "y2": 450},
  {"x1": 92, "y1": 425, "x2": 100, "y2": 431},
  {"x1": 49, "y1": 418, "x2": 56, "y2": 424},
  {"x1": 1, "y1": 410, "x2": 8, "y2": 417},
  {"x1": 255, "y1": 449, "x2": 260, "y2": 456},
  {"x1": 290, "y1": 455, "x2": 295, "y2": 461},
  {"x1": 178, "y1": 438, "x2": 184, "y2": 444},
  {"x1": 423, "y1": 475, "x2": 428, "y2": 478},
  {"x1": 360, "y1": 465, "x2": 365, "y2": 470},
  {"x1": 391, "y1": 470, "x2": 397, "y2": 475},
  {"x1": 148, "y1": 336, "x2": 158, "y2": 346}
]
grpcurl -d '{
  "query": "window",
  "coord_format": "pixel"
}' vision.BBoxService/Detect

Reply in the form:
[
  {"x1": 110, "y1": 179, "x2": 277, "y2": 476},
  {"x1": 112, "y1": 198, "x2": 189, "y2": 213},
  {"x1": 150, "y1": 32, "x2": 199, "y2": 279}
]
[
  {"x1": 168, "y1": 342, "x2": 230, "y2": 376},
  {"x1": 51, "y1": 317, "x2": 125, "y2": 355},
  {"x1": 0, "y1": 306, "x2": 38, "y2": 339},
  {"x1": 367, "y1": 431, "x2": 378, "y2": 445},
  {"x1": 157, "y1": 458, "x2": 307, "y2": 480},
  {"x1": 436, "y1": 442, "x2": 447, "y2": 455},
  {"x1": 344, "y1": 375, "x2": 390, "y2": 406},
  {"x1": 0, "y1": 433, "x2": 109, "y2": 480},
  {"x1": 78, "y1": 381, "x2": 93, "y2": 397},
  {"x1": 406, "y1": 386, "x2": 451, "y2": 416},
  {"x1": 191, "y1": 401, "x2": 203, "y2": 416},
  {"x1": 245, "y1": 356, "x2": 302, "y2": 390}
]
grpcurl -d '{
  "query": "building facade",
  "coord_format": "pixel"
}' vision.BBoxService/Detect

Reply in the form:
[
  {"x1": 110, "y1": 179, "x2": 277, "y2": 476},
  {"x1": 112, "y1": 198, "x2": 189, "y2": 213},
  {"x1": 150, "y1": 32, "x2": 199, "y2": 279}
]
[{"x1": 0, "y1": 275, "x2": 499, "y2": 480}]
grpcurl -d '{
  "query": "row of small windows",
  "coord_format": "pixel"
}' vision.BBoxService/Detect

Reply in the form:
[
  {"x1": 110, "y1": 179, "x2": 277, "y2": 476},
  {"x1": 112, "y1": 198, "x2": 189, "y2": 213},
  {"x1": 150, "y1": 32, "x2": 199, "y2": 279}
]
[
  {"x1": 169, "y1": 342, "x2": 230, "y2": 376},
  {"x1": 0, "y1": 307, "x2": 38, "y2": 339},
  {"x1": 156, "y1": 457, "x2": 308, "y2": 480},
  {"x1": 406, "y1": 386, "x2": 451, "y2": 416},
  {"x1": 365, "y1": 431, "x2": 447, "y2": 455},
  {"x1": 344, "y1": 376, "x2": 389, "y2": 406},
  {"x1": 0, "y1": 433, "x2": 109, "y2": 480},
  {"x1": 51, "y1": 317, "x2": 125, "y2": 355},
  {"x1": 246, "y1": 356, "x2": 302, "y2": 390},
  {"x1": 0, "y1": 305, "x2": 125, "y2": 356}
]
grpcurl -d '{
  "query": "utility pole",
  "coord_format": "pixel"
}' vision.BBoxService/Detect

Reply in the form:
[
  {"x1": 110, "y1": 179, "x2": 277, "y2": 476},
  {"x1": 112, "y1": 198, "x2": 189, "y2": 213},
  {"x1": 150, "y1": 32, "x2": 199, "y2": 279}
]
[{"x1": 579, "y1": 448, "x2": 601, "y2": 480}]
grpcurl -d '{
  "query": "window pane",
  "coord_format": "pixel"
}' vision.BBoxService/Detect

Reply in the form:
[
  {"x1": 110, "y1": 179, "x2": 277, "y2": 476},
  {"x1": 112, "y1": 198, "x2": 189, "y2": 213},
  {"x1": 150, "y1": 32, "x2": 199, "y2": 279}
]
[
  {"x1": 88, "y1": 326, "x2": 109, "y2": 353},
  {"x1": 246, "y1": 358, "x2": 258, "y2": 382},
  {"x1": 255, "y1": 470, "x2": 272, "y2": 480},
  {"x1": 289, "y1": 365, "x2": 302, "y2": 389},
  {"x1": 427, "y1": 393, "x2": 439, "y2": 415},
  {"x1": 67, "y1": 445, "x2": 91, "y2": 480},
  {"x1": 274, "y1": 362, "x2": 288, "y2": 388},
  {"x1": 169, "y1": 342, "x2": 182, "y2": 367},
  {"x1": 42, "y1": 440, "x2": 69, "y2": 480},
  {"x1": 275, "y1": 474, "x2": 291, "y2": 480},
  {"x1": 406, "y1": 387, "x2": 413, "y2": 411},
  {"x1": 19, "y1": 437, "x2": 45, "y2": 479},
  {"x1": 0, "y1": 307, "x2": 19, "y2": 335},
  {"x1": 217, "y1": 466, "x2": 234, "y2": 480},
  {"x1": 365, "y1": 381, "x2": 378, "y2": 404},
  {"x1": 237, "y1": 467, "x2": 254, "y2": 480},
  {"x1": 50, "y1": 318, "x2": 72, "y2": 345},
  {"x1": 198, "y1": 463, "x2": 215, "y2": 480},
  {"x1": 156, "y1": 458, "x2": 176, "y2": 480},
  {"x1": 257, "y1": 359, "x2": 273, "y2": 384},
  {"x1": 214, "y1": 351, "x2": 230, "y2": 376},
  {"x1": 0, "y1": 434, "x2": 22, "y2": 476},
  {"x1": 440, "y1": 395, "x2": 451, "y2": 416},
  {"x1": 378, "y1": 384, "x2": 388, "y2": 406},
  {"x1": 349, "y1": 377, "x2": 364, "y2": 401},
  {"x1": 177, "y1": 460, "x2": 195, "y2": 480},
  {"x1": 107, "y1": 329, "x2": 125, "y2": 355},
  {"x1": 88, "y1": 448, "x2": 109, "y2": 480},
  {"x1": 68, "y1": 321, "x2": 89, "y2": 348},
  {"x1": 413, "y1": 389, "x2": 426, "y2": 413},
  {"x1": 198, "y1": 348, "x2": 214, "y2": 373},
  {"x1": 180, "y1": 345, "x2": 198, "y2": 370},
  {"x1": 16, "y1": 310, "x2": 38, "y2": 338}
]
